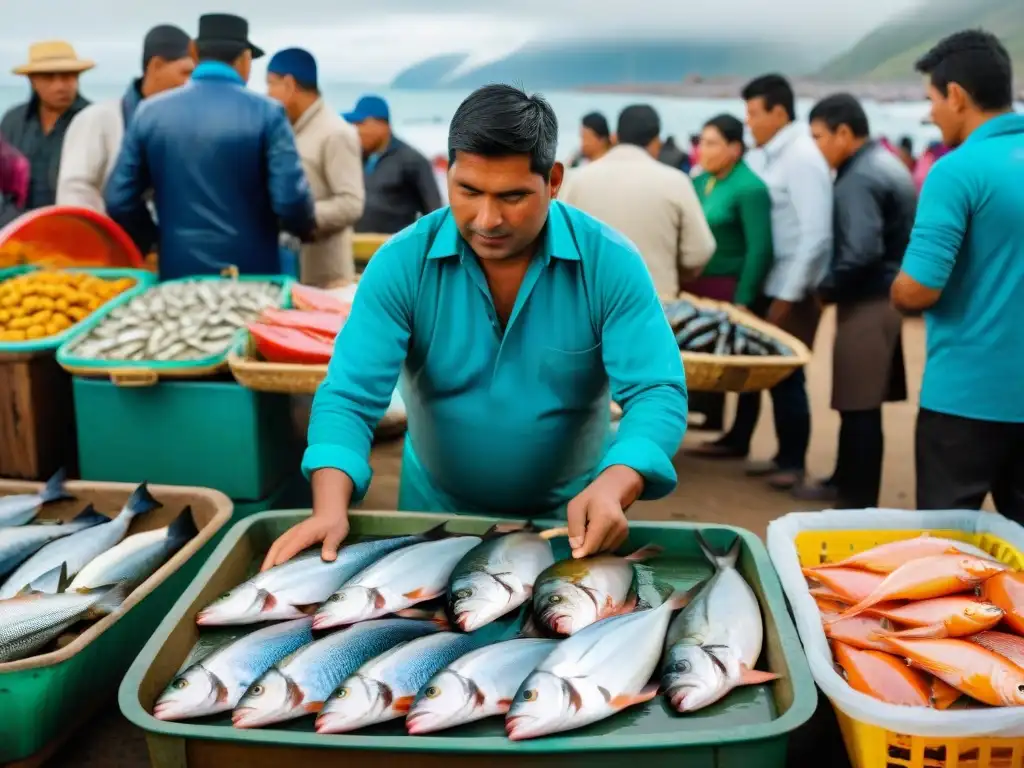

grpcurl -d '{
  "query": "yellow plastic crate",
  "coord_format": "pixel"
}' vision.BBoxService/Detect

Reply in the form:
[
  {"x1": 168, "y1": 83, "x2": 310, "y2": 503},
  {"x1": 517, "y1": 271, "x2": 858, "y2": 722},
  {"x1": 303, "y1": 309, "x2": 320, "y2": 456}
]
[{"x1": 794, "y1": 527, "x2": 1024, "y2": 768}]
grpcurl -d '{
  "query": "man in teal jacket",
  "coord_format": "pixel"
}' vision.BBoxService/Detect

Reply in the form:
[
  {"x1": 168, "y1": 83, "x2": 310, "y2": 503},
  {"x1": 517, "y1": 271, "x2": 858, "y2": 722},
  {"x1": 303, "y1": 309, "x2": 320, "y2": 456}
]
[
  {"x1": 891, "y1": 30, "x2": 1024, "y2": 518},
  {"x1": 263, "y1": 84, "x2": 688, "y2": 569}
]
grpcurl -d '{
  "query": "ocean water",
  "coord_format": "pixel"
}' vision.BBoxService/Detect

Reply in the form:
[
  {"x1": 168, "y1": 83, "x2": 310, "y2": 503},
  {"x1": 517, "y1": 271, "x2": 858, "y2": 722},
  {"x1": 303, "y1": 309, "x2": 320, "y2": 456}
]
[{"x1": 0, "y1": 82, "x2": 941, "y2": 161}]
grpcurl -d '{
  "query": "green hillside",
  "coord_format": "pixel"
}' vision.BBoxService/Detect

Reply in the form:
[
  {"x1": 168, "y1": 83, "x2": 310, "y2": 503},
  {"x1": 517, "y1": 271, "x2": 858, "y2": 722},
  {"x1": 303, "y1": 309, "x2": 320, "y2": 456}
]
[{"x1": 819, "y1": 0, "x2": 1024, "y2": 81}]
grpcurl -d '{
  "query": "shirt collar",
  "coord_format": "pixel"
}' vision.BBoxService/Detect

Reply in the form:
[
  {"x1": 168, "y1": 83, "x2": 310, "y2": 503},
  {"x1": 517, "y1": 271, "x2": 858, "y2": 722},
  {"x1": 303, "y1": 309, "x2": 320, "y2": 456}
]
[
  {"x1": 192, "y1": 61, "x2": 244, "y2": 84},
  {"x1": 426, "y1": 201, "x2": 582, "y2": 263},
  {"x1": 762, "y1": 121, "x2": 802, "y2": 158},
  {"x1": 294, "y1": 98, "x2": 325, "y2": 133}
]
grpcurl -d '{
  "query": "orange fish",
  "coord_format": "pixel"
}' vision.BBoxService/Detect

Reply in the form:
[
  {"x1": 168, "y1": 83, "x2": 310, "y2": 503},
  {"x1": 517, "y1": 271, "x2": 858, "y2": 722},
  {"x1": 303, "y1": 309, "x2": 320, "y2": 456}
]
[
  {"x1": 982, "y1": 571, "x2": 1024, "y2": 636},
  {"x1": 929, "y1": 676, "x2": 962, "y2": 710},
  {"x1": 881, "y1": 636, "x2": 1024, "y2": 707},
  {"x1": 967, "y1": 631, "x2": 1024, "y2": 670},
  {"x1": 815, "y1": 596, "x2": 849, "y2": 616},
  {"x1": 824, "y1": 615, "x2": 893, "y2": 652},
  {"x1": 803, "y1": 567, "x2": 886, "y2": 604},
  {"x1": 866, "y1": 597, "x2": 1004, "y2": 638},
  {"x1": 831, "y1": 641, "x2": 931, "y2": 706},
  {"x1": 810, "y1": 535, "x2": 986, "y2": 574},
  {"x1": 829, "y1": 555, "x2": 1008, "y2": 623}
]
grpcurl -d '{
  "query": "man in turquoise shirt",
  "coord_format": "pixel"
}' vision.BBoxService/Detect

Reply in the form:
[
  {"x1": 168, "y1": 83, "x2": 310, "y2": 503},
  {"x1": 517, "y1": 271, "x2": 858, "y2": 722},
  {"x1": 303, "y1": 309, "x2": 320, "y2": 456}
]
[
  {"x1": 891, "y1": 30, "x2": 1024, "y2": 518},
  {"x1": 263, "y1": 84, "x2": 688, "y2": 569}
]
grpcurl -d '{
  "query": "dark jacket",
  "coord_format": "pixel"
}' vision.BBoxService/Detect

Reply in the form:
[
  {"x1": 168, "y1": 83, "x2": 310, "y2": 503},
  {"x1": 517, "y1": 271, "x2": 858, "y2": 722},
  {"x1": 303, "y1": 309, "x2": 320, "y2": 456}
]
[
  {"x1": 356, "y1": 137, "x2": 441, "y2": 234},
  {"x1": 658, "y1": 138, "x2": 691, "y2": 174},
  {"x1": 819, "y1": 140, "x2": 917, "y2": 304},
  {"x1": 0, "y1": 94, "x2": 90, "y2": 211},
  {"x1": 105, "y1": 62, "x2": 315, "y2": 280}
]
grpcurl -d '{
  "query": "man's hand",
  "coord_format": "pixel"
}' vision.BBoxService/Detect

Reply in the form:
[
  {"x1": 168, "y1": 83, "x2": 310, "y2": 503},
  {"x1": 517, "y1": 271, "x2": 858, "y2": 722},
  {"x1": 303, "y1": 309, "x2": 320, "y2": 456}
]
[
  {"x1": 766, "y1": 299, "x2": 793, "y2": 327},
  {"x1": 566, "y1": 465, "x2": 644, "y2": 559}
]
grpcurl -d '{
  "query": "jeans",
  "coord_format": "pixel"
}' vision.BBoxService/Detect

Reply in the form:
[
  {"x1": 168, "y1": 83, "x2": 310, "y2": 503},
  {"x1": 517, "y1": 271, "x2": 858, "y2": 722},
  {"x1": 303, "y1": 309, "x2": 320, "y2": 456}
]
[
  {"x1": 721, "y1": 367, "x2": 810, "y2": 471},
  {"x1": 834, "y1": 409, "x2": 884, "y2": 508}
]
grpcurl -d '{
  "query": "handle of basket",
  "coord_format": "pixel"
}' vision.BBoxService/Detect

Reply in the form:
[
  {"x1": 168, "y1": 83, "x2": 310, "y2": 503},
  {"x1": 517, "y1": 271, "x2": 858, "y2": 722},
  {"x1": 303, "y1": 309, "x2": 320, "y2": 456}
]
[
  {"x1": 109, "y1": 368, "x2": 159, "y2": 388},
  {"x1": 220, "y1": 265, "x2": 240, "y2": 280}
]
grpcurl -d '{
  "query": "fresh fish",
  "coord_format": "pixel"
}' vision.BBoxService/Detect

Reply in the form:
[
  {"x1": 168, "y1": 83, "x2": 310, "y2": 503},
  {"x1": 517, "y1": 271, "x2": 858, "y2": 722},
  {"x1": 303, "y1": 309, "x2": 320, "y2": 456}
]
[
  {"x1": 531, "y1": 544, "x2": 662, "y2": 637},
  {"x1": 406, "y1": 638, "x2": 558, "y2": 734},
  {"x1": 866, "y1": 597, "x2": 1004, "y2": 639},
  {"x1": 447, "y1": 524, "x2": 559, "y2": 632},
  {"x1": 930, "y1": 676, "x2": 963, "y2": 710},
  {"x1": 814, "y1": 595, "x2": 850, "y2": 615},
  {"x1": 315, "y1": 626, "x2": 506, "y2": 733},
  {"x1": 16, "y1": 562, "x2": 73, "y2": 597},
  {"x1": 313, "y1": 535, "x2": 482, "y2": 630},
  {"x1": 0, "y1": 505, "x2": 108, "y2": 578},
  {"x1": 233, "y1": 618, "x2": 445, "y2": 728},
  {"x1": 823, "y1": 615, "x2": 894, "y2": 653},
  {"x1": 881, "y1": 636, "x2": 1024, "y2": 707},
  {"x1": 831, "y1": 641, "x2": 932, "y2": 706},
  {"x1": 809, "y1": 534, "x2": 996, "y2": 574},
  {"x1": 0, "y1": 483, "x2": 161, "y2": 599},
  {"x1": 829, "y1": 555, "x2": 1009, "y2": 623},
  {"x1": 981, "y1": 571, "x2": 1024, "y2": 635},
  {"x1": 198, "y1": 526, "x2": 446, "y2": 626},
  {"x1": 802, "y1": 567, "x2": 886, "y2": 604},
  {"x1": 68, "y1": 507, "x2": 198, "y2": 592},
  {"x1": 153, "y1": 617, "x2": 314, "y2": 721},
  {"x1": 505, "y1": 590, "x2": 687, "y2": 741},
  {"x1": 0, "y1": 468, "x2": 72, "y2": 528},
  {"x1": 966, "y1": 630, "x2": 1024, "y2": 670},
  {"x1": 0, "y1": 578, "x2": 128, "y2": 662},
  {"x1": 662, "y1": 533, "x2": 778, "y2": 713}
]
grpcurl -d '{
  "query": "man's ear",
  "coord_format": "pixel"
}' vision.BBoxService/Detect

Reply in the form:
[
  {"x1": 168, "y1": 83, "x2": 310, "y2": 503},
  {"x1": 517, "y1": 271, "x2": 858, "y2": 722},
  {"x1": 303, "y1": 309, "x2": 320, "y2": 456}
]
[
  {"x1": 549, "y1": 161, "x2": 565, "y2": 197},
  {"x1": 188, "y1": 40, "x2": 198, "y2": 64},
  {"x1": 946, "y1": 81, "x2": 969, "y2": 113}
]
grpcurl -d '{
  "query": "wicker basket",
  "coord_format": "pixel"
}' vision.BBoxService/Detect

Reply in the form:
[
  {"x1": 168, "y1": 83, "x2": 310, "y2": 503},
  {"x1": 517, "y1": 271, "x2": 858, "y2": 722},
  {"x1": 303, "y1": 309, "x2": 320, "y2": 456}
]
[{"x1": 227, "y1": 335, "x2": 327, "y2": 395}]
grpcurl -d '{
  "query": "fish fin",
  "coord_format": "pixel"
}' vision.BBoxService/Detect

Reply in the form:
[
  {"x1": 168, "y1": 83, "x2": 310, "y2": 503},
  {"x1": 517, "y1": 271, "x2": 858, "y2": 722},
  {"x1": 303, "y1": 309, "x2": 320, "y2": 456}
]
[
  {"x1": 564, "y1": 679, "x2": 584, "y2": 712},
  {"x1": 373, "y1": 589, "x2": 389, "y2": 609},
  {"x1": 71, "y1": 504, "x2": 108, "y2": 526},
  {"x1": 20, "y1": 562, "x2": 70, "y2": 595},
  {"x1": 402, "y1": 587, "x2": 433, "y2": 601},
  {"x1": 879, "y1": 623, "x2": 950, "y2": 640},
  {"x1": 801, "y1": 568, "x2": 823, "y2": 587},
  {"x1": 598, "y1": 686, "x2": 612, "y2": 702},
  {"x1": 496, "y1": 698, "x2": 513, "y2": 713},
  {"x1": 167, "y1": 507, "x2": 199, "y2": 545},
  {"x1": 124, "y1": 482, "x2": 162, "y2": 518},
  {"x1": 84, "y1": 582, "x2": 131, "y2": 618},
  {"x1": 214, "y1": 675, "x2": 230, "y2": 705},
  {"x1": 420, "y1": 522, "x2": 449, "y2": 541},
  {"x1": 610, "y1": 684, "x2": 660, "y2": 711},
  {"x1": 260, "y1": 591, "x2": 278, "y2": 613},
  {"x1": 482, "y1": 523, "x2": 523, "y2": 540},
  {"x1": 393, "y1": 696, "x2": 415, "y2": 713},
  {"x1": 738, "y1": 664, "x2": 781, "y2": 686},
  {"x1": 624, "y1": 543, "x2": 663, "y2": 563},
  {"x1": 394, "y1": 607, "x2": 435, "y2": 620},
  {"x1": 667, "y1": 582, "x2": 705, "y2": 612},
  {"x1": 40, "y1": 467, "x2": 73, "y2": 504},
  {"x1": 296, "y1": 604, "x2": 319, "y2": 616},
  {"x1": 304, "y1": 701, "x2": 324, "y2": 714}
]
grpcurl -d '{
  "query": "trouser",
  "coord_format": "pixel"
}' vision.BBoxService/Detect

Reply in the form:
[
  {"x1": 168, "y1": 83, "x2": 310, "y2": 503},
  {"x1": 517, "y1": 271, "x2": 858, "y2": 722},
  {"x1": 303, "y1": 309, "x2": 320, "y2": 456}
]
[
  {"x1": 916, "y1": 408, "x2": 1024, "y2": 521},
  {"x1": 723, "y1": 368, "x2": 810, "y2": 471},
  {"x1": 834, "y1": 409, "x2": 883, "y2": 508}
]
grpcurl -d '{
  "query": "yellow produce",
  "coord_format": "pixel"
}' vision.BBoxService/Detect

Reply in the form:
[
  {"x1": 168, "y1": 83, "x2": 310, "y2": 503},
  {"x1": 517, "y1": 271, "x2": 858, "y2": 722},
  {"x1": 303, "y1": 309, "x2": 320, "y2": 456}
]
[{"x1": 0, "y1": 269, "x2": 136, "y2": 343}]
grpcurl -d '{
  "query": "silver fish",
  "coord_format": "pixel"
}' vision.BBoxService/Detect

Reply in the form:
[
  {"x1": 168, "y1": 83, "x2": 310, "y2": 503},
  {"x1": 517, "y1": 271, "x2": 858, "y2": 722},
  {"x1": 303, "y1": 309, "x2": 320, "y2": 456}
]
[
  {"x1": 407, "y1": 638, "x2": 558, "y2": 734},
  {"x1": 0, "y1": 483, "x2": 161, "y2": 599},
  {"x1": 153, "y1": 617, "x2": 314, "y2": 721},
  {"x1": 506, "y1": 590, "x2": 687, "y2": 741},
  {"x1": 661, "y1": 532, "x2": 777, "y2": 713},
  {"x1": 233, "y1": 618, "x2": 445, "y2": 728},
  {"x1": 447, "y1": 526, "x2": 556, "y2": 632},
  {"x1": 68, "y1": 507, "x2": 197, "y2": 592},
  {"x1": 313, "y1": 535, "x2": 482, "y2": 630},
  {"x1": 0, "y1": 468, "x2": 72, "y2": 528},
  {"x1": 197, "y1": 525, "x2": 447, "y2": 626},
  {"x1": 0, "y1": 505, "x2": 109, "y2": 578}
]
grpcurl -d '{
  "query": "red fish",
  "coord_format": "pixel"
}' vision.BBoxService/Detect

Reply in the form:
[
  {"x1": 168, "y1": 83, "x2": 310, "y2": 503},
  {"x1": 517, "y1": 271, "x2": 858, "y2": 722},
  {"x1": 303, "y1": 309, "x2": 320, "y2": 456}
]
[
  {"x1": 981, "y1": 571, "x2": 1024, "y2": 636},
  {"x1": 866, "y1": 597, "x2": 1003, "y2": 639},
  {"x1": 824, "y1": 615, "x2": 893, "y2": 653},
  {"x1": 259, "y1": 308, "x2": 345, "y2": 337},
  {"x1": 289, "y1": 284, "x2": 352, "y2": 314},
  {"x1": 803, "y1": 567, "x2": 886, "y2": 604},
  {"x1": 929, "y1": 677, "x2": 962, "y2": 710},
  {"x1": 831, "y1": 641, "x2": 931, "y2": 706},
  {"x1": 967, "y1": 631, "x2": 1024, "y2": 670},
  {"x1": 810, "y1": 535, "x2": 986, "y2": 574}
]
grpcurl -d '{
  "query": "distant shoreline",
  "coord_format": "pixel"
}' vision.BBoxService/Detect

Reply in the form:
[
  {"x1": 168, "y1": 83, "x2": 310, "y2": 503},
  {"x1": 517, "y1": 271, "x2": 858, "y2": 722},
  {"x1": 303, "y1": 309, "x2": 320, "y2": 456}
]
[{"x1": 577, "y1": 78, "x2": 934, "y2": 102}]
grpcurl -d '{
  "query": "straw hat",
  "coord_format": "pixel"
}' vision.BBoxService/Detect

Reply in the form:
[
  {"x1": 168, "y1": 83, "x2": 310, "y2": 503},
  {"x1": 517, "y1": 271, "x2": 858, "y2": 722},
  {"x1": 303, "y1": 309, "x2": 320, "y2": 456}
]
[{"x1": 12, "y1": 41, "x2": 95, "y2": 76}]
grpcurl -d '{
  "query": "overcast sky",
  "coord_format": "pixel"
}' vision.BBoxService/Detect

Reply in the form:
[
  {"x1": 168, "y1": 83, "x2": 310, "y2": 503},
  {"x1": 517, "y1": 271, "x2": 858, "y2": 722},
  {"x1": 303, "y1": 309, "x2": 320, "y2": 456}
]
[{"x1": 1, "y1": 0, "x2": 925, "y2": 85}]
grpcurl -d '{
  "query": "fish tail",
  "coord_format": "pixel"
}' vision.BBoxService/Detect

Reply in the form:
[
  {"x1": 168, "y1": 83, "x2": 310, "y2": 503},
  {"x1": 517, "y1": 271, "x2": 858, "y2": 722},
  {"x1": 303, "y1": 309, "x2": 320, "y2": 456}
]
[
  {"x1": 40, "y1": 467, "x2": 73, "y2": 504},
  {"x1": 625, "y1": 543, "x2": 664, "y2": 563},
  {"x1": 72, "y1": 504, "x2": 110, "y2": 526},
  {"x1": 695, "y1": 530, "x2": 741, "y2": 570},
  {"x1": 124, "y1": 482, "x2": 162, "y2": 518},
  {"x1": 420, "y1": 521, "x2": 449, "y2": 540},
  {"x1": 168, "y1": 506, "x2": 199, "y2": 545},
  {"x1": 82, "y1": 582, "x2": 131, "y2": 618}
]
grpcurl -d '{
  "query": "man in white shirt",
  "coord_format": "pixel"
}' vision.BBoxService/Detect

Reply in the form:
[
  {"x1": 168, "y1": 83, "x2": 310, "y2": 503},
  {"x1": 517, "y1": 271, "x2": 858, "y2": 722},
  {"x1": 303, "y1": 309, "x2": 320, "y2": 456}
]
[{"x1": 689, "y1": 74, "x2": 833, "y2": 492}]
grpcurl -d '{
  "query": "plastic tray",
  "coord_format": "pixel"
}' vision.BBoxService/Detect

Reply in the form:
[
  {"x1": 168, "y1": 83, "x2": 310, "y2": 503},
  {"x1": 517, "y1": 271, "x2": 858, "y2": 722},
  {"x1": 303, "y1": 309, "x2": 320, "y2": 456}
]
[
  {"x1": 767, "y1": 508, "x2": 1024, "y2": 768},
  {"x1": 0, "y1": 204, "x2": 147, "y2": 269},
  {"x1": 55, "y1": 274, "x2": 292, "y2": 386},
  {"x1": 120, "y1": 511, "x2": 815, "y2": 768},
  {"x1": 0, "y1": 479, "x2": 234, "y2": 765},
  {"x1": 0, "y1": 266, "x2": 155, "y2": 357}
]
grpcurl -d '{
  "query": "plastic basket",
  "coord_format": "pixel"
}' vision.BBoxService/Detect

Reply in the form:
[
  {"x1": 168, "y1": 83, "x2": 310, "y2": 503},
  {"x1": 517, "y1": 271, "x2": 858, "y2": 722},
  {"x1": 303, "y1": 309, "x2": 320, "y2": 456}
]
[
  {"x1": 0, "y1": 205, "x2": 146, "y2": 269},
  {"x1": 767, "y1": 508, "x2": 1024, "y2": 768},
  {"x1": 56, "y1": 274, "x2": 292, "y2": 386}
]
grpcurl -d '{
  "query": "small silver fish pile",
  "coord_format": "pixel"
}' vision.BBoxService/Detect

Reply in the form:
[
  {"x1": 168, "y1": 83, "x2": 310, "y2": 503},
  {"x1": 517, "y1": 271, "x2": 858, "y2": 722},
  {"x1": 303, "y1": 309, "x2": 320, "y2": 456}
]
[{"x1": 66, "y1": 279, "x2": 284, "y2": 362}]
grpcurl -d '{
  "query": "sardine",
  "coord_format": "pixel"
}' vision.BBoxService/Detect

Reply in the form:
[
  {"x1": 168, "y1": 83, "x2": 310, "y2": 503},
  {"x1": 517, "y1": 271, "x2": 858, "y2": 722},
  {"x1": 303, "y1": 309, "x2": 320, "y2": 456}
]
[
  {"x1": 153, "y1": 617, "x2": 314, "y2": 721},
  {"x1": 313, "y1": 535, "x2": 482, "y2": 630},
  {"x1": 809, "y1": 534, "x2": 997, "y2": 574},
  {"x1": 233, "y1": 618, "x2": 445, "y2": 728},
  {"x1": 866, "y1": 596, "x2": 1004, "y2": 639},
  {"x1": 981, "y1": 571, "x2": 1024, "y2": 635},
  {"x1": 407, "y1": 638, "x2": 558, "y2": 734},
  {"x1": 0, "y1": 468, "x2": 72, "y2": 528},
  {"x1": 831, "y1": 641, "x2": 932, "y2": 706},
  {"x1": 0, "y1": 505, "x2": 108, "y2": 578},
  {"x1": 0, "y1": 483, "x2": 161, "y2": 599},
  {"x1": 198, "y1": 525, "x2": 447, "y2": 626}
]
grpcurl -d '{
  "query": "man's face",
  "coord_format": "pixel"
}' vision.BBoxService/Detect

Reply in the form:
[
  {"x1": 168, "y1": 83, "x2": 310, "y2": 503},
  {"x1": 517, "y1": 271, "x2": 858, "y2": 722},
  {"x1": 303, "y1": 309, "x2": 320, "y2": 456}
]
[
  {"x1": 449, "y1": 151, "x2": 563, "y2": 261},
  {"x1": 354, "y1": 118, "x2": 388, "y2": 154},
  {"x1": 926, "y1": 80, "x2": 966, "y2": 148},
  {"x1": 809, "y1": 119, "x2": 850, "y2": 170},
  {"x1": 29, "y1": 72, "x2": 79, "y2": 111},
  {"x1": 237, "y1": 49, "x2": 253, "y2": 84},
  {"x1": 579, "y1": 126, "x2": 605, "y2": 160},
  {"x1": 266, "y1": 72, "x2": 294, "y2": 107},
  {"x1": 149, "y1": 56, "x2": 194, "y2": 96},
  {"x1": 745, "y1": 97, "x2": 786, "y2": 148}
]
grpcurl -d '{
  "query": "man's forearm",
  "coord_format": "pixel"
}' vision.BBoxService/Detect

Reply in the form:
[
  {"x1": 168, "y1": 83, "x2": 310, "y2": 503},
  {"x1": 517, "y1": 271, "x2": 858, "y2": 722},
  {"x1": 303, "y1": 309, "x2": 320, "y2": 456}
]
[
  {"x1": 311, "y1": 467, "x2": 355, "y2": 515},
  {"x1": 597, "y1": 464, "x2": 645, "y2": 511}
]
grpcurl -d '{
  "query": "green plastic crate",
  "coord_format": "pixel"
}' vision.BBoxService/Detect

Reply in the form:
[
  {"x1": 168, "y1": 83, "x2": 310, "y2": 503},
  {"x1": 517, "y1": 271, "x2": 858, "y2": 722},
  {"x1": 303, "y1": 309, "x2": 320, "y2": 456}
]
[
  {"x1": 0, "y1": 265, "x2": 155, "y2": 355},
  {"x1": 119, "y1": 512, "x2": 816, "y2": 768},
  {"x1": 55, "y1": 274, "x2": 292, "y2": 379},
  {"x1": 0, "y1": 479, "x2": 234, "y2": 765},
  {"x1": 73, "y1": 376, "x2": 302, "y2": 502}
]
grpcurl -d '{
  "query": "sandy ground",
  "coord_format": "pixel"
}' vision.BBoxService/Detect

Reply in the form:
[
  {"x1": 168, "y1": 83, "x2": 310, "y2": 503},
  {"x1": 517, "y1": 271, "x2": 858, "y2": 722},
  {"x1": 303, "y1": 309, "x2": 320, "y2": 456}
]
[{"x1": 49, "y1": 310, "x2": 931, "y2": 768}]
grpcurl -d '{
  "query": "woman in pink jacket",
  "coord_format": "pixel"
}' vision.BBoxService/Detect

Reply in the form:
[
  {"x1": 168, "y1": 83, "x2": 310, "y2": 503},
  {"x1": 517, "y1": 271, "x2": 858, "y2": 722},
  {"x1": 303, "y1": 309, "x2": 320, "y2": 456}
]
[{"x1": 0, "y1": 137, "x2": 30, "y2": 227}]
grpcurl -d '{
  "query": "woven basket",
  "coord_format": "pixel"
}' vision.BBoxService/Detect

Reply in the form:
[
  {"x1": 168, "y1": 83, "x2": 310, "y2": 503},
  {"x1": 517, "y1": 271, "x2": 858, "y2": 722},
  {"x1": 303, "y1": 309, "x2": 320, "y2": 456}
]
[
  {"x1": 674, "y1": 292, "x2": 812, "y2": 393},
  {"x1": 227, "y1": 335, "x2": 327, "y2": 395}
]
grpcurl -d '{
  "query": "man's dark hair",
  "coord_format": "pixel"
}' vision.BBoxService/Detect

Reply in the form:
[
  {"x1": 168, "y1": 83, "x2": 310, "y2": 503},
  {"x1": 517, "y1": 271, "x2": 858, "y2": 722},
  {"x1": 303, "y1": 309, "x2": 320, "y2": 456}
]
[
  {"x1": 741, "y1": 74, "x2": 796, "y2": 121},
  {"x1": 195, "y1": 40, "x2": 246, "y2": 65},
  {"x1": 448, "y1": 84, "x2": 558, "y2": 177},
  {"x1": 294, "y1": 78, "x2": 319, "y2": 94},
  {"x1": 617, "y1": 104, "x2": 660, "y2": 147},
  {"x1": 703, "y1": 113, "x2": 746, "y2": 153},
  {"x1": 914, "y1": 30, "x2": 1013, "y2": 112},
  {"x1": 808, "y1": 93, "x2": 870, "y2": 138},
  {"x1": 581, "y1": 111, "x2": 610, "y2": 140}
]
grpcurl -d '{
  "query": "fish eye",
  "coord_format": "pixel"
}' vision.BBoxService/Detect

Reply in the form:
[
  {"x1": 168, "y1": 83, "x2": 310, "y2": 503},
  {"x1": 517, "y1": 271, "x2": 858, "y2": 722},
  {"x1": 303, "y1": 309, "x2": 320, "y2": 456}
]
[
  {"x1": 674, "y1": 659, "x2": 691, "y2": 674},
  {"x1": 522, "y1": 689, "x2": 539, "y2": 702},
  {"x1": 250, "y1": 685, "x2": 264, "y2": 697},
  {"x1": 1018, "y1": 684, "x2": 1024, "y2": 694},
  {"x1": 218, "y1": 592, "x2": 232, "y2": 600},
  {"x1": 455, "y1": 589, "x2": 472, "y2": 600},
  {"x1": 335, "y1": 687, "x2": 349, "y2": 699},
  {"x1": 424, "y1": 686, "x2": 441, "y2": 699},
  {"x1": 172, "y1": 678, "x2": 189, "y2": 690},
  {"x1": 328, "y1": 593, "x2": 346, "y2": 603},
  {"x1": 548, "y1": 595, "x2": 562, "y2": 604}
]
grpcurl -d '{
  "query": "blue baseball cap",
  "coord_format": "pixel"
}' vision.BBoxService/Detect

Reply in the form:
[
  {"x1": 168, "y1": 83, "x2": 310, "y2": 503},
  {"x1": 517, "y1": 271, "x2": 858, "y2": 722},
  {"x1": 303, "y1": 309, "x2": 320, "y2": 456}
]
[
  {"x1": 267, "y1": 48, "x2": 318, "y2": 89},
  {"x1": 343, "y1": 95, "x2": 390, "y2": 124}
]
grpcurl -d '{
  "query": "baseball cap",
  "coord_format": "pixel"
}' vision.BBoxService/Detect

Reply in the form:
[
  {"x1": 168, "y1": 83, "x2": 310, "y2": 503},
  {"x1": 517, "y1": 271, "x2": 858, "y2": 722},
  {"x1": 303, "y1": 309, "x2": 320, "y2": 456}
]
[
  {"x1": 142, "y1": 25, "x2": 191, "y2": 71},
  {"x1": 342, "y1": 95, "x2": 390, "y2": 124},
  {"x1": 267, "y1": 48, "x2": 318, "y2": 89}
]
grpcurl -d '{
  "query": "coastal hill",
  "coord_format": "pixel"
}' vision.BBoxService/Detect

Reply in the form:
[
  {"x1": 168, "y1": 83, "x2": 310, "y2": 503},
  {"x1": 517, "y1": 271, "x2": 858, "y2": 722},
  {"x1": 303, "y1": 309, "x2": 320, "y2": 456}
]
[{"x1": 819, "y1": 0, "x2": 1024, "y2": 80}]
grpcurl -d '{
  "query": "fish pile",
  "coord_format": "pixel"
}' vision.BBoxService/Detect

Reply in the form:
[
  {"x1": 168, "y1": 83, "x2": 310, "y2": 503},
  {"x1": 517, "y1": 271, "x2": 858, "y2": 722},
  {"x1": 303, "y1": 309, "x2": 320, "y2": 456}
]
[
  {"x1": 0, "y1": 478, "x2": 198, "y2": 663},
  {"x1": 63, "y1": 279, "x2": 284, "y2": 363},
  {"x1": 663, "y1": 299, "x2": 792, "y2": 357},
  {"x1": 247, "y1": 284, "x2": 353, "y2": 365},
  {"x1": 805, "y1": 534, "x2": 1024, "y2": 708},
  {"x1": 156, "y1": 525, "x2": 777, "y2": 741}
]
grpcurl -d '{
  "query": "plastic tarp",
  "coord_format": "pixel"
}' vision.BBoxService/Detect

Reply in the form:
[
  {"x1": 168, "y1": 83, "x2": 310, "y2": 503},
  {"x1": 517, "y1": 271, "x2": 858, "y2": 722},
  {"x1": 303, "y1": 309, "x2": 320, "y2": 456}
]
[{"x1": 766, "y1": 507, "x2": 1024, "y2": 737}]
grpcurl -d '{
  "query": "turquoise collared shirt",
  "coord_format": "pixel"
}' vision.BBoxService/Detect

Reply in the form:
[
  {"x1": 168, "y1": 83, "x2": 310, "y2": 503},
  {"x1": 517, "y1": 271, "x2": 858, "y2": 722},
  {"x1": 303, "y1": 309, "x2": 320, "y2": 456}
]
[{"x1": 302, "y1": 201, "x2": 688, "y2": 515}]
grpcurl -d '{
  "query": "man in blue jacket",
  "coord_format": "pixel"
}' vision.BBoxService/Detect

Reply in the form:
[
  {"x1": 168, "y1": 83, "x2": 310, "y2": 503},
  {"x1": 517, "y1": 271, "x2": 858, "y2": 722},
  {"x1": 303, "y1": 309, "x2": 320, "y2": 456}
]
[
  {"x1": 891, "y1": 30, "x2": 1024, "y2": 518},
  {"x1": 105, "y1": 14, "x2": 315, "y2": 279}
]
